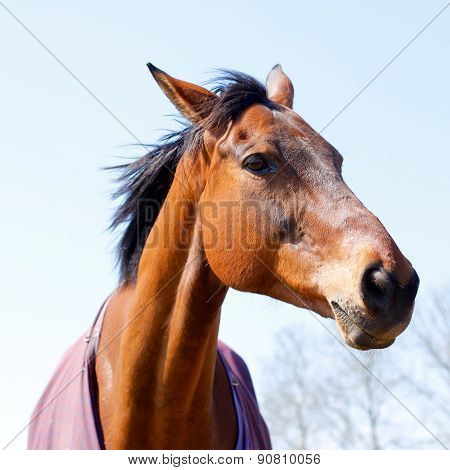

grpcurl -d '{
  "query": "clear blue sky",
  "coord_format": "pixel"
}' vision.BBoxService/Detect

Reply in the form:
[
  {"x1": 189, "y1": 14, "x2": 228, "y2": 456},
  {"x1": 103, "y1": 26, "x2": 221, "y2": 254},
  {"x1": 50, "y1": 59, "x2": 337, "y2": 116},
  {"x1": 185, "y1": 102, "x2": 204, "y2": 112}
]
[{"x1": 1, "y1": 1, "x2": 449, "y2": 448}]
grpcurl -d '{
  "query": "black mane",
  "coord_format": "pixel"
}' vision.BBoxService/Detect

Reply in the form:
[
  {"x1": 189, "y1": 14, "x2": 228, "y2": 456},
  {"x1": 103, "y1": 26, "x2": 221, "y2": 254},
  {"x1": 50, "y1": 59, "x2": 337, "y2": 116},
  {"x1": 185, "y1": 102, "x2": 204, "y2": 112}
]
[{"x1": 110, "y1": 71, "x2": 271, "y2": 282}]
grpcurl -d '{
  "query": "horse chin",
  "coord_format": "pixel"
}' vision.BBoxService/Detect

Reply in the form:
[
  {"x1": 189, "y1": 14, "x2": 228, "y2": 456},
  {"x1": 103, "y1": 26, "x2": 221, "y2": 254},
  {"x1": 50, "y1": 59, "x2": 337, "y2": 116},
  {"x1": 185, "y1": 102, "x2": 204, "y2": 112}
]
[{"x1": 331, "y1": 301, "x2": 395, "y2": 351}]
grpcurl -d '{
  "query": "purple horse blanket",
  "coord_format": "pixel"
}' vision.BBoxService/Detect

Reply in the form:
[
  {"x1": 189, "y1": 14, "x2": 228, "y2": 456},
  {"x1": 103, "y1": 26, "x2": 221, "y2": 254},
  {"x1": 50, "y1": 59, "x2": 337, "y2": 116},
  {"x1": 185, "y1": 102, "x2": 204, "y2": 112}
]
[{"x1": 28, "y1": 299, "x2": 271, "y2": 450}]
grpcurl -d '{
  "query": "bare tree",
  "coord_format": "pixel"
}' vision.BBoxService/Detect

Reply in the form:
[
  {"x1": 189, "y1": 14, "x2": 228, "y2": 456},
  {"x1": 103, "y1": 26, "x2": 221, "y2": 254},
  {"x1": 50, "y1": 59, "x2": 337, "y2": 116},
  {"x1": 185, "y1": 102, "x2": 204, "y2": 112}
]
[
  {"x1": 400, "y1": 288, "x2": 450, "y2": 447},
  {"x1": 261, "y1": 329, "x2": 331, "y2": 449},
  {"x1": 260, "y1": 290, "x2": 450, "y2": 450}
]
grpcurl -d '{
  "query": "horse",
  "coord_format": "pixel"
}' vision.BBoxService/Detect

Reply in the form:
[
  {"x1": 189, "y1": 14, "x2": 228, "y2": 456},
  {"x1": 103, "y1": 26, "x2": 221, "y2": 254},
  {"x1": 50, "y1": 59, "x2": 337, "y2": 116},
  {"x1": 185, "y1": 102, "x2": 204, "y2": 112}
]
[{"x1": 28, "y1": 63, "x2": 419, "y2": 450}]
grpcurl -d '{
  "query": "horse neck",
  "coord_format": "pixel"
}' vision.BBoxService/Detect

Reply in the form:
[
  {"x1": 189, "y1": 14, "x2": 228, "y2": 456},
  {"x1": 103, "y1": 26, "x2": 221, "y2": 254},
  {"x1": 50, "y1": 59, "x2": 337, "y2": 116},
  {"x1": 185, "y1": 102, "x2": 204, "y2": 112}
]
[{"x1": 110, "y1": 152, "x2": 229, "y2": 449}]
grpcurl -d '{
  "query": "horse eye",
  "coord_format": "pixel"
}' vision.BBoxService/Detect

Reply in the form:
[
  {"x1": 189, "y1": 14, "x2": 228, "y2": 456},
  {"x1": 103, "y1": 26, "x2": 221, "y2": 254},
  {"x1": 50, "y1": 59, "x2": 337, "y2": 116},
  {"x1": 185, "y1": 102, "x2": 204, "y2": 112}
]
[{"x1": 243, "y1": 154, "x2": 271, "y2": 174}]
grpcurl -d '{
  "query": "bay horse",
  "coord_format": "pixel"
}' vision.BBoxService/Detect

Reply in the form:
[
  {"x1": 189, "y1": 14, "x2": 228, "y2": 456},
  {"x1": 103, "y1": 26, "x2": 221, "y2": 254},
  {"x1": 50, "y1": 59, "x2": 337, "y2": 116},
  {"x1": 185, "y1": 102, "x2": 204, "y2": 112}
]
[{"x1": 28, "y1": 64, "x2": 419, "y2": 450}]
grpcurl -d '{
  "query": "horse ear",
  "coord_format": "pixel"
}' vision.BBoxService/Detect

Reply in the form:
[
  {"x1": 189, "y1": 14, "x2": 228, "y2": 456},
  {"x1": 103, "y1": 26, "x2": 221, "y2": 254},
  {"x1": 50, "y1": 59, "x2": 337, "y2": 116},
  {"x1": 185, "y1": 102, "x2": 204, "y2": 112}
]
[
  {"x1": 147, "y1": 63, "x2": 218, "y2": 123},
  {"x1": 265, "y1": 64, "x2": 294, "y2": 109}
]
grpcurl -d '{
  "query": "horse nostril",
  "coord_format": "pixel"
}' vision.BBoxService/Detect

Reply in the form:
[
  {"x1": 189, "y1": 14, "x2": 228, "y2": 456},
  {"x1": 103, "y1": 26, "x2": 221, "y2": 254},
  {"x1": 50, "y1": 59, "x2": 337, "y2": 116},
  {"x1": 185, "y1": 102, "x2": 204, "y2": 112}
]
[
  {"x1": 405, "y1": 269, "x2": 420, "y2": 303},
  {"x1": 361, "y1": 265, "x2": 394, "y2": 314}
]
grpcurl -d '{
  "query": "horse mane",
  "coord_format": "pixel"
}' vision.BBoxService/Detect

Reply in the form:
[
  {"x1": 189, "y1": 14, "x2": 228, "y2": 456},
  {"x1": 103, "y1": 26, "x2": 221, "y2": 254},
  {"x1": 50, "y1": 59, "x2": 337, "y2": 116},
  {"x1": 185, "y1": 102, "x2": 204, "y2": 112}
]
[{"x1": 109, "y1": 71, "x2": 271, "y2": 282}]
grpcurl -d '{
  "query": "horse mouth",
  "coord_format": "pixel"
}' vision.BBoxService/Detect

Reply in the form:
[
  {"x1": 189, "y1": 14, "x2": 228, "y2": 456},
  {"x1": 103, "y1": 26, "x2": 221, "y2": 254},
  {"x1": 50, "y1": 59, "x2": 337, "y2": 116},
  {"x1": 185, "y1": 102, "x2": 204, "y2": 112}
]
[{"x1": 331, "y1": 301, "x2": 395, "y2": 351}]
